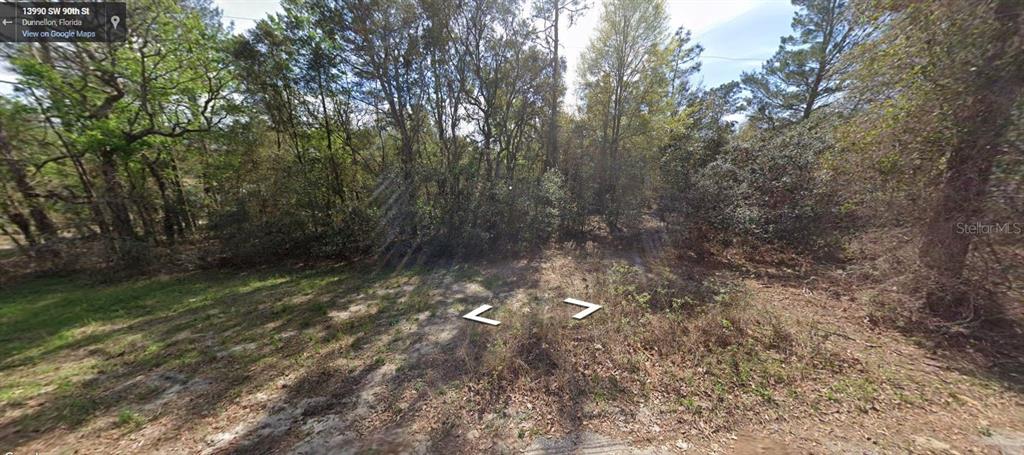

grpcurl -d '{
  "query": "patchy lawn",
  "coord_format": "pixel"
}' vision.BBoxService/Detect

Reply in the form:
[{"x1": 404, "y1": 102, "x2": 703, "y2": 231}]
[{"x1": 1, "y1": 241, "x2": 1022, "y2": 454}]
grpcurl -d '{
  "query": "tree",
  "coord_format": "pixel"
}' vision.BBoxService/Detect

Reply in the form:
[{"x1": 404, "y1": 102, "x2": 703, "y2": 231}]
[
  {"x1": 659, "y1": 82, "x2": 741, "y2": 217},
  {"x1": 844, "y1": 0, "x2": 1024, "y2": 316},
  {"x1": 578, "y1": 0, "x2": 696, "y2": 228},
  {"x1": 0, "y1": 100, "x2": 57, "y2": 246},
  {"x1": 322, "y1": 0, "x2": 428, "y2": 244},
  {"x1": 665, "y1": 28, "x2": 703, "y2": 112},
  {"x1": 741, "y1": 0, "x2": 865, "y2": 127},
  {"x1": 533, "y1": 0, "x2": 588, "y2": 171},
  {"x1": 6, "y1": 0, "x2": 231, "y2": 259},
  {"x1": 453, "y1": 0, "x2": 548, "y2": 242}
]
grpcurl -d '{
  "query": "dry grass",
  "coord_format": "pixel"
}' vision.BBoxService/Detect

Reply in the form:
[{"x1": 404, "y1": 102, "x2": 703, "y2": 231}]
[
  {"x1": 462, "y1": 257, "x2": 856, "y2": 438},
  {"x1": 4, "y1": 233, "x2": 1021, "y2": 453}
]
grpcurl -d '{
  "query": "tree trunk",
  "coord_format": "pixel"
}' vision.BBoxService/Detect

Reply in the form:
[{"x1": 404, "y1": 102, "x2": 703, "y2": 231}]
[
  {"x1": 126, "y1": 161, "x2": 158, "y2": 242},
  {"x1": 0, "y1": 121, "x2": 57, "y2": 240},
  {"x1": 546, "y1": 5, "x2": 560, "y2": 171},
  {"x1": 0, "y1": 221, "x2": 29, "y2": 254},
  {"x1": 919, "y1": 144, "x2": 997, "y2": 315},
  {"x1": 146, "y1": 157, "x2": 179, "y2": 243},
  {"x1": 4, "y1": 208, "x2": 35, "y2": 246},
  {"x1": 918, "y1": 0, "x2": 1023, "y2": 317},
  {"x1": 400, "y1": 136, "x2": 417, "y2": 237},
  {"x1": 98, "y1": 149, "x2": 135, "y2": 242},
  {"x1": 169, "y1": 153, "x2": 196, "y2": 233},
  {"x1": 66, "y1": 149, "x2": 111, "y2": 241}
]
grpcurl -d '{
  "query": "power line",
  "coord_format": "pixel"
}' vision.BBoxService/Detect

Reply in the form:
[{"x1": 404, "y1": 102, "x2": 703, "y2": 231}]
[
  {"x1": 223, "y1": 15, "x2": 260, "y2": 21},
  {"x1": 701, "y1": 55, "x2": 766, "y2": 62}
]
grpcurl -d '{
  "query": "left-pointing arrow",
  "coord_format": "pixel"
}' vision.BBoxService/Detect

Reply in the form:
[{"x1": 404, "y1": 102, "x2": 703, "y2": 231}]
[{"x1": 462, "y1": 304, "x2": 501, "y2": 326}]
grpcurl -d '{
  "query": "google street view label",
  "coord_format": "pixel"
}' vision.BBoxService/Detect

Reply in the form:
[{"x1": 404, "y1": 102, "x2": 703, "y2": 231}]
[{"x1": 0, "y1": 2, "x2": 127, "y2": 42}]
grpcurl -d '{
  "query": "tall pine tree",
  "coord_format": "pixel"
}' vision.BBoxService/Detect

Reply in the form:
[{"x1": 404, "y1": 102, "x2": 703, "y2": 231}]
[{"x1": 741, "y1": 0, "x2": 865, "y2": 127}]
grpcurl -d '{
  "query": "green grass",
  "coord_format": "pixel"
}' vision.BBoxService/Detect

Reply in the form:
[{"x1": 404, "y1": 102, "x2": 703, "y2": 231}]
[
  {"x1": 825, "y1": 377, "x2": 880, "y2": 411},
  {"x1": 0, "y1": 261, "x2": 482, "y2": 437},
  {"x1": 0, "y1": 264, "x2": 414, "y2": 430},
  {"x1": 0, "y1": 272, "x2": 275, "y2": 366},
  {"x1": 116, "y1": 409, "x2": 146, "y2": 430}
]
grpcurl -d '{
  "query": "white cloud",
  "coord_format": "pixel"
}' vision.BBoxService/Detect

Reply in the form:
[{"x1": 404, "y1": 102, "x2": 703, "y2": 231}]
[{"x1": 668, "y1": 0, "x2": 765, "y2": 35}]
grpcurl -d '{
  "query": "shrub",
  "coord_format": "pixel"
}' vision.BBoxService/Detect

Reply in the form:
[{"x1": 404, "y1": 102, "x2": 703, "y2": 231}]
[{"x1": 685, "y1": 117, "x2": 844, "y2": 251}]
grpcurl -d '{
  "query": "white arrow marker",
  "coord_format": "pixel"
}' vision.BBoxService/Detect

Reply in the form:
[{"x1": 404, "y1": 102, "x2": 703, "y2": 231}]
[
  {"x1": 462, "y1": 304, "x2": 501, "y2": 326},
  {"x1": 564, "y1": 298, "x2": 602, "y2": 320}
]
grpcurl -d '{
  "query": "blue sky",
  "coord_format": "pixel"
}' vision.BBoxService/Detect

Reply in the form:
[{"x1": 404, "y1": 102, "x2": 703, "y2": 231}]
[
  {"x1": 694, "y1": 1, "x2": 796, "y2": 88},
  {"x1": 557, "y1": 0, "x2": 796, "y2": 105}
]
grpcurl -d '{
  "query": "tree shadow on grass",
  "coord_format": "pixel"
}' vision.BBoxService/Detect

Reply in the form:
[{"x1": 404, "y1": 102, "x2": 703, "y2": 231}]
[
  {"x1": 1, "y1": 237, "x2": 745, "y2": 453},
  {"x1": 900, "y1": 290, "x2": 1024, "y2": 396},
  {"x1": 0, "y1": 257, "x2": 547, "y2": 452},
  {"x1": 210, "y1": 258, "x2": 548, "y2": 453},
  {"x1": 0, "y1": 263, "x2": 402, "y2": 450}
]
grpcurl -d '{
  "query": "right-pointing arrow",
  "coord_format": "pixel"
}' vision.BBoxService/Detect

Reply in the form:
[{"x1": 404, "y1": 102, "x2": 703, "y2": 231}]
[
  {"x1": 462, "y1": 304, "x2": 501, "y2": 326},
  {"x1": 563, "y1": 298, "x2": 602, "y2": 320}
]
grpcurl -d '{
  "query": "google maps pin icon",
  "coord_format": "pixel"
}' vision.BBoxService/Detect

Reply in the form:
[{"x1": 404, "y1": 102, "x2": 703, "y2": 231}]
[{"x1": 111, "y1": 15, "x2": 120, "y2": 30}]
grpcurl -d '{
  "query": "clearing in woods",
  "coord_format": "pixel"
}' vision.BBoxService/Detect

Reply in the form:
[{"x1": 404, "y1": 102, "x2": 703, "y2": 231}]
[{"x1": 1, "y1": 234, "x2": 1022, "y2": 454}]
